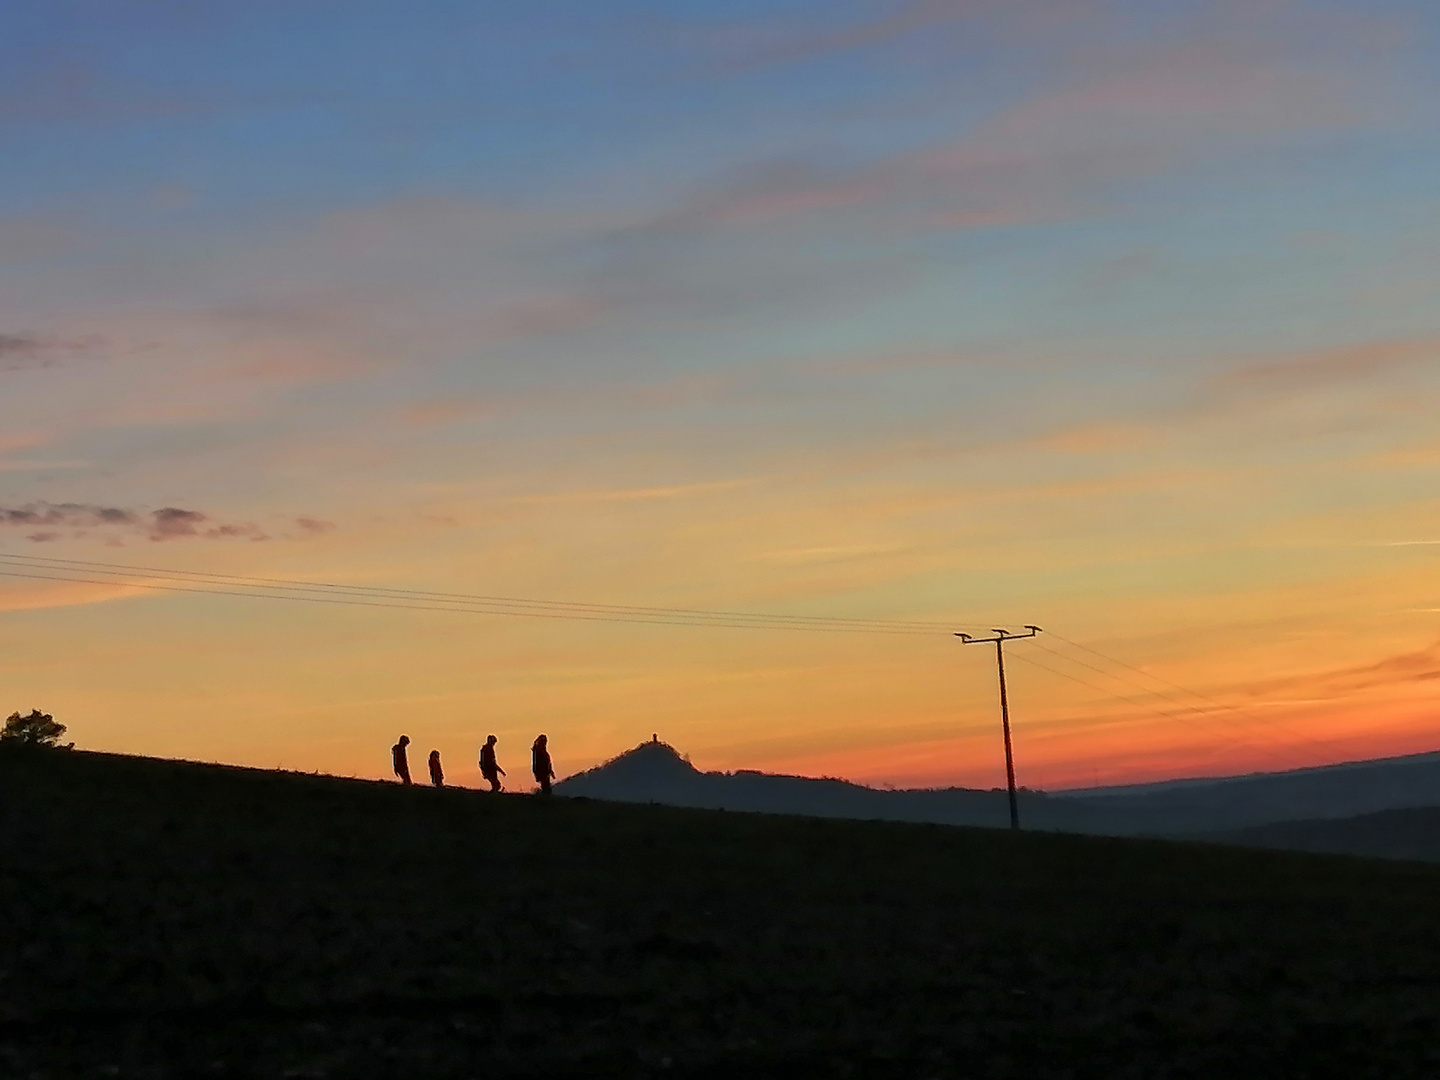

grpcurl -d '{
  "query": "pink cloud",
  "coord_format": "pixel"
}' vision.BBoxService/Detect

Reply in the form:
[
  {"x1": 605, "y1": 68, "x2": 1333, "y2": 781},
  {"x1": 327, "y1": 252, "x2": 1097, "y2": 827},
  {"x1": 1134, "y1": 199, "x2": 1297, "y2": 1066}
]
[
  {"x1": 702, "y1": 178, "x2": 888, "y2": 226},
  {"x1": 953, "y1": 38, "x2": 1382, "y2": 153},
  {"x1": 897, "y1": 36, "x2": 1389, "y2": 224},
  {"x1": 641, "y1": 7, "x2": 1401, "y2": 237},
  {"x1": 0, "y1": 430, "x2": 51, "y2": 454}
]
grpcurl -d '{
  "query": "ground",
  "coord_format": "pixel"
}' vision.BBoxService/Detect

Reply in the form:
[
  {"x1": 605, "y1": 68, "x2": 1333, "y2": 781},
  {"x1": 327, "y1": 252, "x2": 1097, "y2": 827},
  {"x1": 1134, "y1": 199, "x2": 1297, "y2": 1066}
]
[{"x1": 2, "y1": 749, "x2": 1439, "y2": 1078}]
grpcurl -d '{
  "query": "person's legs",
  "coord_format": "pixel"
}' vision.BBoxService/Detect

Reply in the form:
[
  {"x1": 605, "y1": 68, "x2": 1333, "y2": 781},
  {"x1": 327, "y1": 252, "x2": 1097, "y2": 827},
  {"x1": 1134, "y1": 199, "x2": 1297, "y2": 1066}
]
[{"x1": 539, "y1": 775, "x2": 551, "y2": 795}]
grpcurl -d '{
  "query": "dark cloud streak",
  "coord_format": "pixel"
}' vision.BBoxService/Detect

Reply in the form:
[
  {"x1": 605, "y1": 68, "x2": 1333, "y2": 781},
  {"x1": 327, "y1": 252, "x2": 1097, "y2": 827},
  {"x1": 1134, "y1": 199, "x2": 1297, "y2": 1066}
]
[
  {"x1": 0, "y1": 503, "x2": 283, "y2": 543},
  {"x1": 0, "y1": 332, "x2": 107, "y2": 372}
]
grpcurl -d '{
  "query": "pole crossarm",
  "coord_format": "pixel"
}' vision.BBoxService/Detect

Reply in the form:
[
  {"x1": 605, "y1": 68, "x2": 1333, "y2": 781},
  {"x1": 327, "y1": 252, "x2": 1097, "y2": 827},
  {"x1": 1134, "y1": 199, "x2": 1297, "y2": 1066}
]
[
  {"x1": 954, "y1": 625, "x2": 1042, "y2": 646},
  {"x1": 954, "y1": 626, "x2": 1041, "y2": 831}
]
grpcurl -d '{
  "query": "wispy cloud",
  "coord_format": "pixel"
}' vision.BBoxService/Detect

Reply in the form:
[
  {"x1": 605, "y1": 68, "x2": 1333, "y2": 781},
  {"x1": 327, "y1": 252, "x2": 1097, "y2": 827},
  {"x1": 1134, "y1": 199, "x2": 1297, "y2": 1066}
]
[
  {"x1": 513, "y1": 478, "x2": 760, "y2": 505},
  {"x1": 0, "y1": 576, "x2": 148, "y2": 614},
  {"x1": 0, "y1": 460, "x2": 90, "y2": 473},
  {"x1": 1018, "y1": 335, "x2": 1440, "y2": 459},
  {"x1": 630, "y1": 6, "x2": 1402, "y2": 242},
  {"x1": 1210, "y1": 337, "x2": 1438, "y2": 395},
  {"x1": 399, "y1": 366, "x2": 799, "y2": 429}
]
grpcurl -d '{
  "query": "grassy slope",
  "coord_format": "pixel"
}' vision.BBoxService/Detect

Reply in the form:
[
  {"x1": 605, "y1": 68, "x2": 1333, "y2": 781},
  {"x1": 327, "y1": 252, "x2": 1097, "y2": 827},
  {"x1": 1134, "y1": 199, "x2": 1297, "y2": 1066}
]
[{"x1": 3, "y1": 750, "x2": 1440, "y2": 1079}]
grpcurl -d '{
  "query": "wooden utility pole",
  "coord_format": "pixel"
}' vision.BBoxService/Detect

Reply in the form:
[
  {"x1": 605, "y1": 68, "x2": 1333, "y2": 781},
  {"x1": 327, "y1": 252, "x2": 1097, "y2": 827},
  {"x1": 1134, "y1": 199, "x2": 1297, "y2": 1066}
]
[{"x1": 956, "y1": 626, "x2": 1041, "y2": 830}]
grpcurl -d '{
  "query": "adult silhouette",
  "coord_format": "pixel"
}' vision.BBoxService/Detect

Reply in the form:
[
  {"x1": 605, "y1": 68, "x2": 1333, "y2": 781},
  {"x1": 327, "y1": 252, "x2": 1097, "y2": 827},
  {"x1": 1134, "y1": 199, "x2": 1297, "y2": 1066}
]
[
  {"x1": 479, "y1": 735, "x2": 505, "y2": 792},
  {"x1": 532, "y1": 734, "x2": 555, "y2": 795},
  {"x1": 392, "y1": 735, "x2": 412, "y2": 785},
  {"x1": 428, "y1": 749, "x2": 444, "y2": 788}
]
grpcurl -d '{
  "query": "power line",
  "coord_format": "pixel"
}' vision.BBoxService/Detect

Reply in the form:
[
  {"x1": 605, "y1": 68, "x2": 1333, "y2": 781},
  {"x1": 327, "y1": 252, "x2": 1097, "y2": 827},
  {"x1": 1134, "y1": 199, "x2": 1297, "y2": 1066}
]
[
  {"x1": 0, "y1": 551, "x2": 1372, "y2": 770},
  {"x1": 1042, "y1": 630, "x2": 1351, "y2": 762},
  {"x1": 0, "y1": 567, "x2": 833, "y2": 630},
  {"x1": 1031, "y1": 640, "x2": 1267, "y2": 736},
  {"x1": 1011, "y1": 650, "x2": 1172, "y2": 708},
  {"x1": 0, "y1": 551, "x2": 959, "y2": 630},
  {"x1": 0, "y1": 552, "x2": 985, "y2": 636},
  {"x1": 1033, "y1": 637, "x2": 1344, "y2": 763},
  {"x1": 1004, "y1": 651, "x2": 1263, "y2": 779},
  {"x1": 1050, "y1": 630, "x2": 1250, "y2": 703},
  {"x1": 1006, "y1": 651, "x2": 1268, "y2": 746}
]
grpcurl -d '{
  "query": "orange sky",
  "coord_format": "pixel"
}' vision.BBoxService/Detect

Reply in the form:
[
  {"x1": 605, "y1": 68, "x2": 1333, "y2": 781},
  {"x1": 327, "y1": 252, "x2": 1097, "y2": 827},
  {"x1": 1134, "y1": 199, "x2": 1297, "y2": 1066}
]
[{"x1": 4, "y1": 450, "x2": 1439, "y2": 792}]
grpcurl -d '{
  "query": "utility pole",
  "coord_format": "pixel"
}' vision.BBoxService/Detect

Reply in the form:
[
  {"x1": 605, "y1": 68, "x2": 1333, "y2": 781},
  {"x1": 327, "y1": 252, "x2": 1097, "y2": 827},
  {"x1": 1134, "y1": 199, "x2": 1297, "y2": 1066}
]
[{"x1": 956, "y1": 626, "x2": 1041, "y2": 830}]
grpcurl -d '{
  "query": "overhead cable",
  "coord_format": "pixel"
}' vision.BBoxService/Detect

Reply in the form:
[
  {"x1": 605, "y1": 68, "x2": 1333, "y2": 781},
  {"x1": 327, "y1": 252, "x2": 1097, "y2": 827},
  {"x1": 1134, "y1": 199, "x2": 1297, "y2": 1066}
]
[{"x1": 0, "y1": 551, "x2": 986, "y2": 636}]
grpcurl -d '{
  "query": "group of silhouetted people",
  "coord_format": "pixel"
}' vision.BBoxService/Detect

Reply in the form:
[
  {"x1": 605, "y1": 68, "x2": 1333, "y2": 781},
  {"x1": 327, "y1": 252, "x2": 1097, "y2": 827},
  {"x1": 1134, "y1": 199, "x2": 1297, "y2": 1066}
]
[{"x1": 390, "y1": 732, "x2": 555, "y2": 794}]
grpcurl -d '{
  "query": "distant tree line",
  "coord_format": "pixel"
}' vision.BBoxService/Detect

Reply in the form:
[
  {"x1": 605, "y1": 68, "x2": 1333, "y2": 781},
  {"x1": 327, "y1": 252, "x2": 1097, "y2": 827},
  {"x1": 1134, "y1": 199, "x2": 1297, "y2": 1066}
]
[{"x1": 1, "y1": 710, "x2": 71, "y2": 749}]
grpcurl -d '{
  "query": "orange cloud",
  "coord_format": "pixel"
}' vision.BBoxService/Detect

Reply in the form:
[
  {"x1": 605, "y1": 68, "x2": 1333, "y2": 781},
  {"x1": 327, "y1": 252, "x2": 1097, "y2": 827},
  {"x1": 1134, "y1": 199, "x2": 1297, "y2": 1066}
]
[
  {"x1": 0, "y1": 576, "x2": 146, "y2": 613},
  {"x1": 1234, "y1": 640, "x2": 1440, "y2": 701}
]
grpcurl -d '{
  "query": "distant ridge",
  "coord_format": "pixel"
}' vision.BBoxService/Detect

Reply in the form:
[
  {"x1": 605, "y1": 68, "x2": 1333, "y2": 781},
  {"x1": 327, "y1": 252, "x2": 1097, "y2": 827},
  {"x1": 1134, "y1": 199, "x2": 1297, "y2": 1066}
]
[
  {"x1": 558, "y1": 738, "x2": 1120, "y2": 833},
  {"x1": 1056, "y1": 747, "x2": 1440, "y2": 831},
  {"x1": 1210, "y1": 806, "x2": 1440, "y2": 863},
  {"x1": 556, "y1": 739, "x2": 1440, "y2": 845},
  {"x1": 1055, "y1": 748, "x2": 1440, "y2": 799}
]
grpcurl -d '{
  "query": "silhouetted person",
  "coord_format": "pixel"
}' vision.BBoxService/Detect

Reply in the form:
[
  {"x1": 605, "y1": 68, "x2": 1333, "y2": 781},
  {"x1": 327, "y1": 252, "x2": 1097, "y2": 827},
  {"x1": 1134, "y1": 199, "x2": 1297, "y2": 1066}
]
[
  {"x1": 392, "y1": 734, "x2": 412, "y2": 785},
  {"x1": 479, "y1": 734, "x2": 505, "y2": 792},
  {"x1": 532, "y1": 734, "x2": 555, "y2": 795},
  {"x1": 429, "y1": 749, "x2": 444, "y2": 788}
]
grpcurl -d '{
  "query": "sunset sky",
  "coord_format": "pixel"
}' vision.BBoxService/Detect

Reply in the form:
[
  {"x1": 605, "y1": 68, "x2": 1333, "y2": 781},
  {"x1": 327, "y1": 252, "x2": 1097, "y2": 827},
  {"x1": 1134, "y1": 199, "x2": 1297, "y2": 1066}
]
[{"x1": 3, "y1": 0, "x2": 1439, "y2": 791}]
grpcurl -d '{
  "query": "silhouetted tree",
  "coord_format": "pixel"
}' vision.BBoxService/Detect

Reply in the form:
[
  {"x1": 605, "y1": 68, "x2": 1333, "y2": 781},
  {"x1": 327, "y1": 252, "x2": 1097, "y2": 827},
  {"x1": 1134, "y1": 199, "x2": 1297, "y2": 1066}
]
[{"x1": 1, "y1": 710, "x2": 70, "y2": 748}]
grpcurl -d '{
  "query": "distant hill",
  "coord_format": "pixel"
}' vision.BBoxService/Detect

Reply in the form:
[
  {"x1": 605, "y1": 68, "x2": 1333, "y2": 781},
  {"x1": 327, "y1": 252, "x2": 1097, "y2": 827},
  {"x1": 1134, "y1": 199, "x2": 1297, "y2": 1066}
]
[
  {"x1": 1057, "y1": 748, "x2": 1440, "y2": 833},
  {"x1": 1210, "y1": 806, "x2": 1440, "y2": 863},
  {"x1": 557, "y1": 739, "x2": 1440, "y2": 845},
  {"x1": 555, "y1": 737, "x2": 1122, "y2": 832}
]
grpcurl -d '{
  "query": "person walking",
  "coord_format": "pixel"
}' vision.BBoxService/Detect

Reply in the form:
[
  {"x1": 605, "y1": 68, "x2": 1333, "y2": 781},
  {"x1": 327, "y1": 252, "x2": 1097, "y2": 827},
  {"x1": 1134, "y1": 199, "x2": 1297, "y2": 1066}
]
[
  {"x1": 531, "y1": 734, "x2": 555, "y2": 795},
  {"x1": 428, "y1": 749, "x2": 444, "y2": 788},
  {"x1": 479, "y1": 735, "x2": 505, "y2": 792},
  {"x1": 391, "y1": 734, "x2": 412, "y2": 785}
]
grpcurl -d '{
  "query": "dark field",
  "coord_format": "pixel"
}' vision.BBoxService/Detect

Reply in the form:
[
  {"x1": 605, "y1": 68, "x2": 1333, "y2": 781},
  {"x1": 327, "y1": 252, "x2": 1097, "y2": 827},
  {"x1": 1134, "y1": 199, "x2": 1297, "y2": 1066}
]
[{"x1": 3, "y1": 751, "x2": 1439, "y2": 1079}]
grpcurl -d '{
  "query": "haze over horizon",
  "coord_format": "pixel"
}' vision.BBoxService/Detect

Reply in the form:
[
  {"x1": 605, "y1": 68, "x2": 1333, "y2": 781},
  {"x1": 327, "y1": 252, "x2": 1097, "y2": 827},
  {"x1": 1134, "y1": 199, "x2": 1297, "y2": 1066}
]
[{"x1": 3, "y1": 0, "x2": 1440, "y2": 792}]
